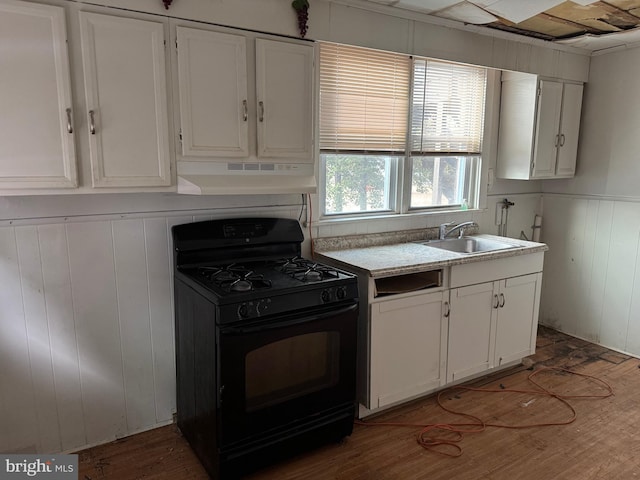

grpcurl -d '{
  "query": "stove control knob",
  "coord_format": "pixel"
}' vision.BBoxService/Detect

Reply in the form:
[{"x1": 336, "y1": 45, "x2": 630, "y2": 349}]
[
  {"x1": 238, "y1": 303, "x2": 249, "y2": 318},
  {"x1": 321, "y1": 289, "x2": 332, "y2": 303},
  {"x1": 336, "y1": 286, "x2": 347, "y2": 300},
  {"x1": 256, "y1": 298, "x2": 271, "y2": 316}
]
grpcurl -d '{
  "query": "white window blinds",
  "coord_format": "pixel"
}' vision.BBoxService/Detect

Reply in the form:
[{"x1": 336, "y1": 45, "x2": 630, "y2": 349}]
[
  {"x1": 319, "y1": 42, "x2": 411, "y2": 153},
  {"x1": 410, "y1": 59, "x2": 487, "y2": 154}
]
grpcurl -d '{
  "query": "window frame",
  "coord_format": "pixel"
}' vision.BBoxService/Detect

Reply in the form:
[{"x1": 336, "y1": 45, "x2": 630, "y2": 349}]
[{"x1": 318, "y1": 42, "x2": 492, "y2": 220}]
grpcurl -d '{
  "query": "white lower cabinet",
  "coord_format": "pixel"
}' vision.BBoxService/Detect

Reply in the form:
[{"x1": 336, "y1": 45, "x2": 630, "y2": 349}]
[
  {"x1": 364, "y1": 252, "x2": 544, "y2": 414},
  {"x1": 448, "y1": 273, "x2": 541, "y2": 382},
  {"x1": 494, "y1": 273, "x2": 541, "y2": 366},
  {"x1": 448, "y1": 282, "x2": 495, "y2": 383},
  {"x1": 369, "y1": 290, "x2": 447, "y2": 409}
]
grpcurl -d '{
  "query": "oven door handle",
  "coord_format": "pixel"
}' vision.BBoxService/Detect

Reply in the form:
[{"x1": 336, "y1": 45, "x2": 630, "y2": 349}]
[{"x1": 222, "y1": 302, "x2": 358, "y2": 334}]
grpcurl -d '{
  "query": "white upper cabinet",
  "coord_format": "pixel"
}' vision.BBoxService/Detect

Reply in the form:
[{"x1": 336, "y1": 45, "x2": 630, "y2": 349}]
[
  {"x1": 555, "y1": 83, "x2": 583, "y2": 177},
  {"x1": 255, "y1": 39, "x2": 314, "y2": 161},
  {"x1": 496, "y1": 71, "x2": 583, "y2": 180},
  {"x1": 174, "y1": 24, "x2": 315, "y2": 165},
  {"x1": 0, "y1": 0, "x2": 77, "y2": 189},
  {"x1": 176, "y1": 27, "x2": 249, "y2": 158},
  {"x1": 79, "y1": 12, "x2": 171, "y2": 187}
]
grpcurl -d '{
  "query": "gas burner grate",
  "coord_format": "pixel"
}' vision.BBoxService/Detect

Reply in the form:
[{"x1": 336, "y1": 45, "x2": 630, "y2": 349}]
[
  {"x1": 277, "y1": 257, "x2": 340, "y2": 282},
  {"x1": 198, "y1": 264, "x2": 272, "y2": 292}
]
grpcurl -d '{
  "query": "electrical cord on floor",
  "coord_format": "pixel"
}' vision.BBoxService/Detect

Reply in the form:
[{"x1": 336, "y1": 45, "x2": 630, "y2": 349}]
[{"x1": 354, "y1": 366, "x2": 614, "y2": 457}]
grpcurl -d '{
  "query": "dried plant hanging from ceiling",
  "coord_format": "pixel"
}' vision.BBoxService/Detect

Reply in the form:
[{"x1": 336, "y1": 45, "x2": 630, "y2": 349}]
[{"x1": 162, "y1": 0, "x2": 173, "y2": 9}]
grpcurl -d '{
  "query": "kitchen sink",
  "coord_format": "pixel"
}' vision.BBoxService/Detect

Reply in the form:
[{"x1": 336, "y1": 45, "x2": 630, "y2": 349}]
[{"x1": 419, "y1": 236, "x2": 516, "y2": 254}]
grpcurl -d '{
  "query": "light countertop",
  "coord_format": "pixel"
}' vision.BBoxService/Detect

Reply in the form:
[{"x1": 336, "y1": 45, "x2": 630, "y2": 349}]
[{"x1": 315, "y1": 234, "x2": 548, "y2": 278}]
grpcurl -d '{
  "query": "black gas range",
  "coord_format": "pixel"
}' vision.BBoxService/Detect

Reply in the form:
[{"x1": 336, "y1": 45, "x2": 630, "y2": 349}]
[
  {"x1": 177, "y1": 256, "x2": 358, "y2": 323},
  {"x1": 172, "y1": 218, "x2": 358, "y2": 479}
]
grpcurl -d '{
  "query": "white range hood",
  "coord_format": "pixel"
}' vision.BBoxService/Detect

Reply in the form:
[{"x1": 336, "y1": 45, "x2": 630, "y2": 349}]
[{"x1": 176, "y1": 161, "x2": 316, "y2": 195}]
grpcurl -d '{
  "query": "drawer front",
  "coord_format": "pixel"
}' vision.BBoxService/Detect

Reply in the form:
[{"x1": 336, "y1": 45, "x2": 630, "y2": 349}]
[{"x1": 450, "y1": 252, "x2": 544, "y2": 288}]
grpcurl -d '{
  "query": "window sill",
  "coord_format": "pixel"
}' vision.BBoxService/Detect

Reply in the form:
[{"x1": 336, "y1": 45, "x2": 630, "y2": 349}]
[{"x1": 316, "y1": 208, "x2": 480, "y2": 226}]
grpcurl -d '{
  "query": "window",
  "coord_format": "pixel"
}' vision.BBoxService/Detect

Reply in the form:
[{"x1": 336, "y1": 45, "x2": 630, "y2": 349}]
[{"x1": 319, "y1": 42, "x2": 487, "y2": 217}]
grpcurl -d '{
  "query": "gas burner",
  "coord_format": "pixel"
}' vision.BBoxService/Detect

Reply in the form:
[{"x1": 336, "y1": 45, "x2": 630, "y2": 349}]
[
  {"x1": 230, "y1": 279, "x2": 253, "y2": 292},
  {"x1": 199, "y1": 264, "x2": 272, "y2": 292},
  {"x1": 304, "y1": 270, "x2": 323, "y2": 282},
  {"x1": 276, "y1": 256, "x2": 309, "y2": 274},
  {"x1": 277, "y1": 257, "x2": 340, "y2": 282}
]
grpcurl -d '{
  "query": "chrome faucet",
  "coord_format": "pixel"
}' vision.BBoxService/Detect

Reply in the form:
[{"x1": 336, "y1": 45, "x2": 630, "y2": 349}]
[{"x1": 439, "y1": 221, "x2": 478, "y2": 240}]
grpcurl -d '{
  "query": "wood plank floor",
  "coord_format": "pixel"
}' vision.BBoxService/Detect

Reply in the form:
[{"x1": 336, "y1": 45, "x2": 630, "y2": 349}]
[{"x1": 77, "y1": 326, "x2": 640, "y2": 479}]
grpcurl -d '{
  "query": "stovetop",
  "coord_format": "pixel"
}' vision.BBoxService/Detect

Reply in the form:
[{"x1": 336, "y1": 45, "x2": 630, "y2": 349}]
[
  {"x1": 185, "y1": 257, "x2": 350, "y2": 293},
  {"x1": 176, "y1": 256, "x2": 358, "y2": 320},
  {"x1": 172, "y1": 218, "x2": 359, "y2": 321}
]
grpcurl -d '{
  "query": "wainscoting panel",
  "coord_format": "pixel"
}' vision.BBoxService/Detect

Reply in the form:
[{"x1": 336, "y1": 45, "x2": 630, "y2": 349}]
[
  {"x1": 0, "y1": 205, "x2": 301, "y2": 454},
  {"x1": 540, "y1": 195, "x2": 640, "y2": 356}
]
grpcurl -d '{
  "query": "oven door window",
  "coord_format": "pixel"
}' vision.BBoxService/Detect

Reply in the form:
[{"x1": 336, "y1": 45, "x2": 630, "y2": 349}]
[
  {"x1": 245, "y1": 332, "x2": 340, "y2": 412},
  {"x1": 218, "y1": 302, "x2": 357, "y2": 445}
]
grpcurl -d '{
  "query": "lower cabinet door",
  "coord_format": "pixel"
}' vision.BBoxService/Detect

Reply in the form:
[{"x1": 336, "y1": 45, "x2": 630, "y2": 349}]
[
  {"x1": 448, "y1": 282, "x2": 496, "y2": 383},
  {"x1": 495, "y1": 273, "x2": 540, "y2": 366},
  {"x1": 369, "y1": 291, "x2": 447, "y2": 409}
]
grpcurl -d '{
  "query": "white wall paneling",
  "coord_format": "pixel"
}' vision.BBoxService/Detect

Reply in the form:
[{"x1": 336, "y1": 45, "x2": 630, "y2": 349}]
[
  {"x1": 0, "y1": 227, "x2": 39, "y2": 453},
  {"x1": 539, "y1": 195, "x2": 640, "y2": 356},
  {"x1": 39, "y1": 224, "x2": 86, "y2": 452},
  {"x1": 15, "y1": 226, "x2": 61, "y2": 453},
  {"x1": 0, "y1": 201, "x2": 304, "y2": 454}
]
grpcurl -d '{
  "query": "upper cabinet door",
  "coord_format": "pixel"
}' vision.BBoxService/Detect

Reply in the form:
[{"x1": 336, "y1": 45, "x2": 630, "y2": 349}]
[
  {"x1": 556, "y1": 83, "x2": 583, "y2": 177},
  {"x1": 532, "y1": 80, "x2": 563, "y2": 179},
  {"x1": 79, "y1": 12, "x2": 171, "y2": 187},
  {"x1": 0, "y1": 0, "x2": 77, "y2": 189},
  {"x1": 255, "y1": 39, "x2": 314, "y2": 162},
  {"x1": 176, "y1": 27, "x2": 249, "y2": 158}
]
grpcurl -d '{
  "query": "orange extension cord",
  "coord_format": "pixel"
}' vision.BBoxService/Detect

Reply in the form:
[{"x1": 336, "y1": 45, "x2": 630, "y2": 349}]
[{"x1": 355, "y1": 366, "x2": 614, "y2": 457}]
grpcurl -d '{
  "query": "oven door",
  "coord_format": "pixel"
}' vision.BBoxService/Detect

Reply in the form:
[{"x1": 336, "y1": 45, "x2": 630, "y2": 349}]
[{"x1": 218, "y1": 300, "x2": 358, "y2": 446}]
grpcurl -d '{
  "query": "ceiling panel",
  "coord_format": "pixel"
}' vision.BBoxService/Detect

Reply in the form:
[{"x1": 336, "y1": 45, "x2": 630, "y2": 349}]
[
  {"x1": 394, "y1": 0, "x2": 462, "y2": 14},
  {"x1": 483, "y1": 0, "x2": 565, "y2": 23},
  {"x1": 350, "y1": 0, "x2": 640, "y2": 50},
  {"x1": 435, "y1": 1, "x2": 498, "y2": 23}
]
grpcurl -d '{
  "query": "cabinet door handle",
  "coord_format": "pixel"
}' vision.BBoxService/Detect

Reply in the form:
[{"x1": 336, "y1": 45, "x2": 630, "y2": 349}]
[
  {"x1": 499, "y1": 293, "x2": 505, "y2": 308},
  {"x1": 493, "y1": 294, "x2": 499, "y2": 309},
  {"x1": 242, "y1": 100, "x2": 248, "y2": 122},
  {"x1": 258, "y1": 101, "x2": 264, "y2": 122},
  {"x1": 444, "y1": 301, "x2": 450, "y2": 318},
  {"x1": 559, "y1": 133, "x2": 565, "y2": 146},
  {"x1": 88, "y1": 110, "x2": 96, "y2": 135},
  {"x1": 66, "y1": 108, "x2": 73, "y2": 134},
  {"x1": 554, "y1": 134, "x2": 559, "y2": 148}
]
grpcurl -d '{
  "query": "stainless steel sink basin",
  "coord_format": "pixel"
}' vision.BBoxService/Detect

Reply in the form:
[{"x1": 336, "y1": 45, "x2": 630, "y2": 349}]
[{"x1": 419, "y1": 236, "x2": 516, "y2": 254}]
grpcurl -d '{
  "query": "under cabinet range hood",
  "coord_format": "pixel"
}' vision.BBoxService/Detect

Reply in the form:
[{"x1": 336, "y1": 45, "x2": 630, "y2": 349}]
[{"x1": 176, "y1": 161, "x2": 316, "y2": 195}]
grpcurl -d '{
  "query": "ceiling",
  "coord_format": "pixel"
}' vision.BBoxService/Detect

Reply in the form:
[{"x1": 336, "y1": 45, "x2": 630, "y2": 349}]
[{"x1": 353, "y1": 0, "x2": 640, "y2": 51}]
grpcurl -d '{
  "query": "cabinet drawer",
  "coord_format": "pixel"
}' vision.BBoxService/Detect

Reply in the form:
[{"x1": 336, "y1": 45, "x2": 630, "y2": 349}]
[{"x1": 450, "y1": 252, "x2": 543, "y2": 288}]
